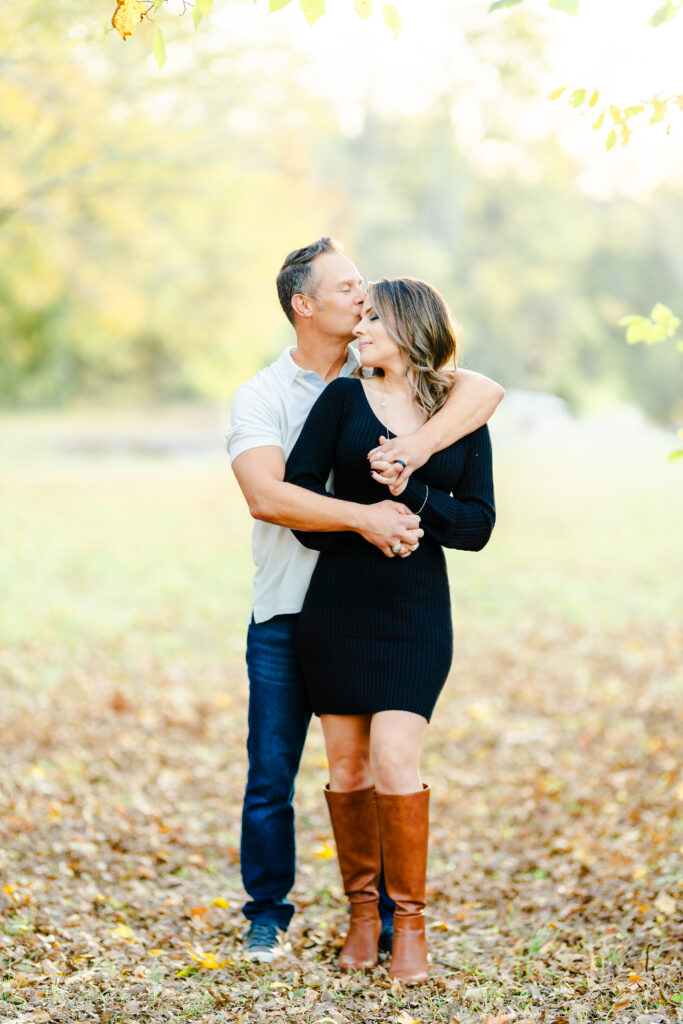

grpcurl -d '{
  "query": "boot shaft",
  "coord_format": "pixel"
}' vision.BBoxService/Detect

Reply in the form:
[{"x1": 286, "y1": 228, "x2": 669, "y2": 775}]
[
  {"x1": 376, "y1": 785, "x2": 430, "y2": 918},
  {"x1": 324, "y1": 786, "x2": 381, "y2": 903}
]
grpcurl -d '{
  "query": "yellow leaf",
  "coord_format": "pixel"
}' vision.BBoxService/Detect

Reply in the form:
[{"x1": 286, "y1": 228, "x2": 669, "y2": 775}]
[
  {"x1": 299, "y1": 0, "x2": 326, "y2": 26},
  {"x1": 111, "y1": 924, "x2": 135, "y2": 939},
  {"x1": 112, "y1": 0, "x2": 145, "y2": 40},
  {"x1": 149, "y1": 949, "x2": 164, "y2": 956},
  {"x1": 212, "y1": 897, "x2": 229, "y2": 908},
  {"x1": 185, "y1": 943, "x2": 226, "y2": 969},
  {"x1": 633, "y1": 867, "x2": 648, "y2": 878},
  {"x1": 2, "y1": 884, "x2": 14, "y2": 897},
  {"x1": 354, "y1": 0, "x2": 372, "y2": 17},
  {"x1": 383, "y1": 2, "x2": 402, "y2": 37},
  {"x1": 314, "y1": 841, "x2": 335, "y2": 859}
]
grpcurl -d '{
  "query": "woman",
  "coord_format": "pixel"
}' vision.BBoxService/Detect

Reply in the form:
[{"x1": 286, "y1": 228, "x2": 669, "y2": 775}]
[{"x1": 284, "y1": 278, "x2": 495, "y2": 983}]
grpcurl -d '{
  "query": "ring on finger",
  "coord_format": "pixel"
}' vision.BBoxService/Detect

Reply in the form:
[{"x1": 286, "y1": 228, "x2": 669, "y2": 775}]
[
  {"x1": 391, "y1": 544, "x2": 402, "y2": 555},
  {"x1": 393, "y1": 459, "x2": 407, "y2": 469}
]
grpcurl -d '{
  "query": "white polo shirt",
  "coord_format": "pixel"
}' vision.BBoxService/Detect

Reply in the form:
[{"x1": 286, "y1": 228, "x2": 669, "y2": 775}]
[{"x1": 226, "y1": 345, "x2": 360, "y2": 624}]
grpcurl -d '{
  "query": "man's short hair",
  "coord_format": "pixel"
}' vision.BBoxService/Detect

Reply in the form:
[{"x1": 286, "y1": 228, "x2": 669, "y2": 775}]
[{"x1": 276, "y1": 236, "x2": 344, "y2": 325}]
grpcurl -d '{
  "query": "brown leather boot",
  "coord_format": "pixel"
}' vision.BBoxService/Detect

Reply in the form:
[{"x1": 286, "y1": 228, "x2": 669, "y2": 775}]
[
  {"x1": 376, "y1": 784, "x2": 430, "y2": 984},
  {"x1": 324, "y1": 786, "x2": 382, "y2": 970}
]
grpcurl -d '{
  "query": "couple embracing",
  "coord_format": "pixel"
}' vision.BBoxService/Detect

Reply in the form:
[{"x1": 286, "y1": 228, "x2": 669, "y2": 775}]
[{"x1": 226, "y1": 237, "x2": 502, "y2": 983}]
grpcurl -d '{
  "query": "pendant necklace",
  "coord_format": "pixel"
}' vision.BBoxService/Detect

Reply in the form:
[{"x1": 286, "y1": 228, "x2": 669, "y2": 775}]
[{"x1": 379, "y1": 377, "x2": 393, "y2": 439}]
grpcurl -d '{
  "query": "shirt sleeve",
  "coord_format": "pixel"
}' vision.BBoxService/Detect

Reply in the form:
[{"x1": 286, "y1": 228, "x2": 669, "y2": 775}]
[
  {"x1": 284, "y1": 378, "x2": 351, "y2": 553},
  {"x1": 400, "y1": 425, "x2": 495, "y2": 551},
  {"x1": 225, "y1": 379, "x2": 282, "y2": 464}
]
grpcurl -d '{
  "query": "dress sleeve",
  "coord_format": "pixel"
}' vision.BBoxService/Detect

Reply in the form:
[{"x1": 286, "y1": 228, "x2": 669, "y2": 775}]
[
  {"x1": 284, "y1": 378, "x2": 351, "y2": 553},
  {"x1": 400, "y1": 425, "x2": 495, "y2": 551}
]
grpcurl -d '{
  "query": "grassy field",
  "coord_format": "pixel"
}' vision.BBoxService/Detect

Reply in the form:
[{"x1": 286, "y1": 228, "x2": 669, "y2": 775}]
[{"x1": 0, "y1": 407, "x2": 681, "y2": 1024}]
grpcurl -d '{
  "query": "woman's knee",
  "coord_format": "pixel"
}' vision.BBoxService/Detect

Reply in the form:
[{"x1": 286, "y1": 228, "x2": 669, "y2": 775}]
[
  {"x1": 328, "y1": 754, "x2": 372, "y2": 792},
  {"x1": 371, "y1": 742, "x2": 420, "y2": 792}
]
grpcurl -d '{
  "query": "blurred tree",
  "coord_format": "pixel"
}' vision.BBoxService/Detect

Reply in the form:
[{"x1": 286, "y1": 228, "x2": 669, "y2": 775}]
[{"x1": 2, "y1": 0, "x2": 682, "y2": 424}]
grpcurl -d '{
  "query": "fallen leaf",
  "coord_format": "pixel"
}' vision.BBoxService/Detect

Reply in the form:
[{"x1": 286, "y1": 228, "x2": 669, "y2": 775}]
[
  {"x1": 654, "y1": 892, "x2": 676, "y2": 915},
  {"x1": 185, "y1": 943, "x2": 226, "y2": 970}
]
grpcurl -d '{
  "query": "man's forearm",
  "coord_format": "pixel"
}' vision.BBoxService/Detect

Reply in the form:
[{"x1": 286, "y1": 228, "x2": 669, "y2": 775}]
[
  {"x1": 249, "y1": 479, "x2": 366, "y2": 533},
  {"x1": 423, "y1": 369, "x2": 504, "y2": 454}
]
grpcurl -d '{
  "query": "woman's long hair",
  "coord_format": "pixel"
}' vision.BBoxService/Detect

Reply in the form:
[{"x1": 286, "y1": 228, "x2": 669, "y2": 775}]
[{"x1": 360, "y1": 278, "x2": 458, "y2": 419}]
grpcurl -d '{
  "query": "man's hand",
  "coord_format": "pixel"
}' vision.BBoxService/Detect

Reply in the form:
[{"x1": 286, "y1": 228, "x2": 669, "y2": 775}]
[
  {"x1": 367, "y1": 369, "x2": 504, "y2": 494},
  {"x1": 357, "y1": 499, "x2": 423, "y2": 558},
  {"x1": 367, "y1": 433, "x2": 429, "y2": 495}
]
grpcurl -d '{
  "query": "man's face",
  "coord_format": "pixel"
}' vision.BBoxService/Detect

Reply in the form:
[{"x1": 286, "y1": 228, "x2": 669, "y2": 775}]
[{"x1": 307, "y1": 252, "x2": 365, "y2": 341}]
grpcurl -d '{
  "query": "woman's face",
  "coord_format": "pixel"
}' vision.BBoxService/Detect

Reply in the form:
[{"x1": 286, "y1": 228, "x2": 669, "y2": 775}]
[{"x1": 353, "y1": 299, "x2": 405, "y2": 372}]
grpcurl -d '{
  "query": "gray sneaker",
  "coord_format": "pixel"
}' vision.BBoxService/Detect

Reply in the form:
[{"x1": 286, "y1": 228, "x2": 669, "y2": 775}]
[{"x1": 242, "y1": 921, "x2": 286, "y2": 963}]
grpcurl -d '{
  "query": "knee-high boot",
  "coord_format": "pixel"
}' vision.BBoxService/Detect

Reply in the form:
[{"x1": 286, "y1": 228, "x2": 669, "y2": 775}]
[
  {"x1": 324, "y1": 786, "x2": 382, "y2": 969},
  {"x1": 376, "y1": 784, "x2": 430, "y2": 983}
]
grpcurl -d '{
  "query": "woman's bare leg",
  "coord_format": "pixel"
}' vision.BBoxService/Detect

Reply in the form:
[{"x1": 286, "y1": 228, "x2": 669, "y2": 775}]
[
  {"x1": 370, "y1": 710, "x2": 427, "y2": 794},
  {"x1": 320, "y1": 714, "x2": 372, "y2": 792}
]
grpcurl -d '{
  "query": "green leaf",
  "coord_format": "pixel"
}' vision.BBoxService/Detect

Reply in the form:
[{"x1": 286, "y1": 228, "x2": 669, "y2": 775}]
[
  {"x1": 152, "y1": 0, "x2": 163, "y2": 7},
  {"x1": 299, "y1": 0, "x2": 325, "y2": 26},
  {"x1": 622, "y1": 105, "x2": 645, "y2": 119},
  {"x1": 668, "y1": 448, "x2": 683, "y2": 462},
  {"x1": 606, "y1": 129, "x2": 617, "y2": 150},
  {"x1": 153, "y1": 26, "x2": 166, "y2": 71},
  {"x1": 548, "y1": 87, "x2": 567, "y2": 101},
  {"x1": 489, "y1": 0, "x2": 524, "y2": 9},
  {"x1": 548, "y1": 0, "x2": 579, "y2": 14},
  {"x1": 588, "y1": 90, "x2": 599, "y2": 108},
  {"x1": 650, "y1": 99, "x2": 667, "y2": 124},
  {"x1": 624, "y1": 319, "x2": 650, "y2": 344},
  {"x1": 650, "y1": 302, "x2": 681, "y2": 334},
  {"x1": 269, "y1": 0, "x2": 294, "y2": 10},
  {"x1": 354, "y1": 0, "x2": 372, "y2": 18},
  {"x1": 618, "y1": 315, "x2": 644, "y2": 327},
  {"x1": 649, "y1": 1, "x2": 675, "y2": 26},
  {"x1": 592, "y1": 111, "x2": 605, "y2": 130},
  {"x1": 610, "y1": 104, "x2": 623, "y2": 122},
  {"x1": 193, "y1": 0, "x2": 212, "y2": 28},
  {"x1": 569, "y1": 88, "x2": 586, "y2": 108},
  {"x1": 383, "y1": 3, "x2": 402, "y2": 36}
]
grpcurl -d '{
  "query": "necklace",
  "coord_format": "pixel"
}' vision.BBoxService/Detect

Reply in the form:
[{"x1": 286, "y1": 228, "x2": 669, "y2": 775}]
[{"x1": 378, "y1": 377, "x2": 393, "y2": 439}]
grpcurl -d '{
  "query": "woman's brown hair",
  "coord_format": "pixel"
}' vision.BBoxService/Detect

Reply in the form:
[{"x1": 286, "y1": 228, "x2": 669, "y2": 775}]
[{"x1": 362, "y1": 277, "x2": 458, "y2": 418}]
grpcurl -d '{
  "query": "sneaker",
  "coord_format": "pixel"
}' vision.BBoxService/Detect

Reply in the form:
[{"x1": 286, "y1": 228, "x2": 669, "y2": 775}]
[{"x1": 242, "y1": 921, "x2": 286, "y2": 963}]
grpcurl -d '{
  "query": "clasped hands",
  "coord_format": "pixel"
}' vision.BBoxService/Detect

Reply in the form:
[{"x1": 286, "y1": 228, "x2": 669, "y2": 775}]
[{"x1": 367, "y1": 432, "x2": 431, "y2": 559}]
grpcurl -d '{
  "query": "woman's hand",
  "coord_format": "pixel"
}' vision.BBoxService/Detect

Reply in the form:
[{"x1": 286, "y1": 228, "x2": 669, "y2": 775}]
[{"x1": 368, "y1": 433, "x2": 431, "y2": 495}]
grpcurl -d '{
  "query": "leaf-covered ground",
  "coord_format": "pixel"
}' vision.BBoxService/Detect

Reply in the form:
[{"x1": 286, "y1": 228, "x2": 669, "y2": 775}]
[{"x1": 1, "y1": 411, "x2": 681, "y2": 1023}]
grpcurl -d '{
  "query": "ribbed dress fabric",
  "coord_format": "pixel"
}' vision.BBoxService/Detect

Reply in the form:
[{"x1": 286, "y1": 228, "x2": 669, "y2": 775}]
[{"x1": 284, "y1": 377, "x2": 495, "y2": 722}]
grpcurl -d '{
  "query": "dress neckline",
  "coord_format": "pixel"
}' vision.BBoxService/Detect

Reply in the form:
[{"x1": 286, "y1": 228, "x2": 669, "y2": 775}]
[{"x1": 357, "y1": 378, "x2": 424, "y2": 439}]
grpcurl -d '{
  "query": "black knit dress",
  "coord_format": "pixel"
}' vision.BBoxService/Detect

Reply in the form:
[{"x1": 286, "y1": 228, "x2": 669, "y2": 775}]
[{"x1": 284, "y1": 377, "x2": 495, "y2": 722}]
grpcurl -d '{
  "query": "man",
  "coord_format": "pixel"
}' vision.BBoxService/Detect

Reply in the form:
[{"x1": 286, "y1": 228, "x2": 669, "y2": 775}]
[{"x1": 226, "y1": 237, "x2": 503, "y2": 963}]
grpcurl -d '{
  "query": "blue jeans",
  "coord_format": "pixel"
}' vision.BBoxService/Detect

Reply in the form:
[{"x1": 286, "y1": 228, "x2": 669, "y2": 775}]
[{"x1": 241, "y1": 612, "x2": 395, "y2": 930}]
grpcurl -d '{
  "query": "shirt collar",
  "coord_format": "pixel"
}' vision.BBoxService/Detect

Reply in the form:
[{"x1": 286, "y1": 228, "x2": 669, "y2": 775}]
[{"x1": 278, "y1": 344, "x2": 360, "y2": 384}]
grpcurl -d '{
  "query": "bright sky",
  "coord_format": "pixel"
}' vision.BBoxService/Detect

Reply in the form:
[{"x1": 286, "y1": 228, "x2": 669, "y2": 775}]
[{"x1": 202, "y1": 0, "x2": 683, "y2": 201}]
